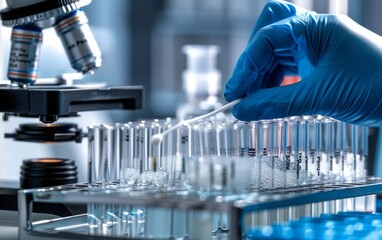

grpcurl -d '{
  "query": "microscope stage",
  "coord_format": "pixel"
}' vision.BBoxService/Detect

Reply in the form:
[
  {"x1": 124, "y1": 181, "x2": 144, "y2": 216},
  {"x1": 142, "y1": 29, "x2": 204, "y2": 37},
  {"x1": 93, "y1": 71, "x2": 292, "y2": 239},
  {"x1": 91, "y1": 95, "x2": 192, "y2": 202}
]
[{"x1": 0, "y1": 85, "x2": 143, "y2": 120}]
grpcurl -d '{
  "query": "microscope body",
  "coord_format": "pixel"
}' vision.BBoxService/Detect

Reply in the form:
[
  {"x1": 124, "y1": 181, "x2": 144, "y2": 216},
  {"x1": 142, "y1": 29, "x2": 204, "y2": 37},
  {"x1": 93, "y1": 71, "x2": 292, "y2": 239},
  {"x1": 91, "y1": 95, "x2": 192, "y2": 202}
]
[
  {"x1": 0, "y1": 0, "x2": 143, "y2": 189},
  {"x1": 0, "y1": 0, "x2": 143, "y2": 125}
]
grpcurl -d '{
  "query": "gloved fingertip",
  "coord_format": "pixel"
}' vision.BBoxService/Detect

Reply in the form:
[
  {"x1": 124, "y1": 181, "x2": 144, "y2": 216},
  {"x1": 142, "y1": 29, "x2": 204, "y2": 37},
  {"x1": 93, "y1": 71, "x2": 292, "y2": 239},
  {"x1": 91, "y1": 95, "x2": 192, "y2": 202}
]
[
  {"x1": 231, "y1": 102, "x2": 254, "y2": 121},
  {"x1": 231, "y1": 105, "x2": 243, "y2": 120},
  {"x1": 224, "y1": 74, "x2": 249, "y2": 102},
  {"x1": 230, "y1": 87, "x2": 297, "y2": 121},
  {"x1": 223, "y1": 89, "x2": 235, "y2": 102}
]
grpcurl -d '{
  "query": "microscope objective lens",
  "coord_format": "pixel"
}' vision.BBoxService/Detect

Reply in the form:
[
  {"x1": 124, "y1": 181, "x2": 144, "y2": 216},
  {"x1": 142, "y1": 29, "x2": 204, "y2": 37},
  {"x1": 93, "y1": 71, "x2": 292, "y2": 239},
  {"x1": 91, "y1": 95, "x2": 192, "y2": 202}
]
[
  {"x1": 7, "y1": 26, "x2": 42, "y2": 86},
  {"x1": 55, "y1": 10, "x2": 102, "y2": 74}
]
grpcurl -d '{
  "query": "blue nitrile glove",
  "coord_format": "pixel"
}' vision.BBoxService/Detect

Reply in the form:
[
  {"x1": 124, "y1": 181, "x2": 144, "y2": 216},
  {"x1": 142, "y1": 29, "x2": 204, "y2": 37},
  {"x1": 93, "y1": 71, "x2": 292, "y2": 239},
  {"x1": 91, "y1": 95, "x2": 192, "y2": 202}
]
[{"x1": 224, "y1": 0, "x2": 382, "y2": 126}]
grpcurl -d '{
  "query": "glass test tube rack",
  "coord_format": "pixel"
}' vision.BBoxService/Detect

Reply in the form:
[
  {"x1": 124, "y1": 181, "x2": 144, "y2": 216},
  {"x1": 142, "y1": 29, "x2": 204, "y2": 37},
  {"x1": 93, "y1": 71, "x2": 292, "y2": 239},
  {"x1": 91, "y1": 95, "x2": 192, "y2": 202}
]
[{"x1": 17, "y1": 115, "x2": 376, "y2": 240}]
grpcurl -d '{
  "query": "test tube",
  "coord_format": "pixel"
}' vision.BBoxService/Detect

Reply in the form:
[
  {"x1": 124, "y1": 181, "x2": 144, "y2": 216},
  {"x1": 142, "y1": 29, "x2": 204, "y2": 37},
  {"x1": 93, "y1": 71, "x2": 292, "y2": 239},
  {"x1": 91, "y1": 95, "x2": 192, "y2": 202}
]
[
  {"x1": 214, "y1": 121, "x2": 230, "y2": 192},
  {"x1": 161, "y1": 118, "x2": 189, "y2": 188},
  {"x1": 186, "y1": 121, "x2": 210, "y2": 191},
  {"x1": 285, "y1": 119, "x2": 298, "y2": 187},
  {"x1": 331, "y1": 119, "x2": 344, "y2": 183},
  {"x1": 290, "y1": 116, "x2": 308, "y2": 186},
  {"x1": 87, "y1": 126, "x2": 96, "y2": 184},
  {"x1": 129, "y1": 122, "x2": 149, "y2": 236},
  {"x1": 229, "y1": 120, "x2": 252, "y2": 192},
  {"x1": 272, "y1": 119, "x2": 286, "y2": 189},
  {"x1": 238, "y1": 121, "x2": 249, "y2": 158},
  {"x1": 213, "y1": 121, "x2": 232, "y2": 235},
  {"x1": 248, "y1": 121, "x2": 260, "y2": 190},
  {"x1": 355, "y1": 125, "x2": 368, "y2": 180},
  {"x1": 259, "y1": 120, "x2": 273, "y2": 189},
  {"x1": 101, "y1": 124, "x2": 116, "y2": 183},
  {"x1": 88, "y1": 125, "x2": 107, "y2": 185},
  {"x1": 319, "y1": 117, "x2": 332, "y2": 182},
  {"x1": 298, "y1": 118, "x2": 308, "y2": 185},
  {"x1": 87, "y1": 126, "x2": 103, "y2": 234},
  {"x1": 135, "y1": 121, "x2": 152, "y2": 186},
  {"x1": 160, "y1": 119, "x2": 173, "y2": 187},
  {"x1": 88, "y1": 126, "x2": 124, "y2": 236},
  {"x1": 305, "y1": 116, "x2": 319, "y2": 184},
  {"x1": 117, "y1": 123, "x2": 146, "y2": 236},
  {"x1": 120, "y1": 123, "x2": 139, "y2": 186},
  {"x1": 120, "y1": 123, "x2": 140, "y2": 186},
  {"x1": 343, "y1": 123, "x2": 356, "y2": 181},
  {"x1": 150, "y1": 120, "x2": 167, "y2": 187},
  {"x1": 113, "y1": 124, "x2": 123, "y2": 182},
  {"x1": 174, "y1": 121, "x2": 189, "y2": 189}
]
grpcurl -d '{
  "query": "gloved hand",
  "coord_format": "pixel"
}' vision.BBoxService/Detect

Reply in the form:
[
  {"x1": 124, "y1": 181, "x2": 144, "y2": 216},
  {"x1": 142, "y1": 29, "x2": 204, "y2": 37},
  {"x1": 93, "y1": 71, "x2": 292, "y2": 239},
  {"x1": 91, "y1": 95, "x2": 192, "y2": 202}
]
[{"x1": 224, "y1": 0, "x2": 382, "y2": 126}]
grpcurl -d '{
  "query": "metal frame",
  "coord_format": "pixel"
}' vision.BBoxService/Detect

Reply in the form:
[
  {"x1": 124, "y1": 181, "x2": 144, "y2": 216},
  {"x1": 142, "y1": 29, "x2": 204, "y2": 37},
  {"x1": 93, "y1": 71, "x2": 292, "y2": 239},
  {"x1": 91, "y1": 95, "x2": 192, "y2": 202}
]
[{"x1": 18, "y1": 178, "x2": 382, "y2": 240}]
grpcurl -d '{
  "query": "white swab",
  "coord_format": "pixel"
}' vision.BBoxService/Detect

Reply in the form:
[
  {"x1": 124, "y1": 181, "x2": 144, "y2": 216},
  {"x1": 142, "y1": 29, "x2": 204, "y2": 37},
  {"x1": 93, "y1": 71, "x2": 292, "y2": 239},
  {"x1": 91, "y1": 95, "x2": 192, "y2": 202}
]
[{"x1": 150, "y1": 99, "x2": 242, "y2": 146}]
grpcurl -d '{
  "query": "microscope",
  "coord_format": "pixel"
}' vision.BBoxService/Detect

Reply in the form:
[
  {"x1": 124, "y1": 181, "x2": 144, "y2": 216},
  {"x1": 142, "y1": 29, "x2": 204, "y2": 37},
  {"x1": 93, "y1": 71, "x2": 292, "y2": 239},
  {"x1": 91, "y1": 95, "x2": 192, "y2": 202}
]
[{"x1": 0, "y1": 0, "x2": 143, "y2": 214}]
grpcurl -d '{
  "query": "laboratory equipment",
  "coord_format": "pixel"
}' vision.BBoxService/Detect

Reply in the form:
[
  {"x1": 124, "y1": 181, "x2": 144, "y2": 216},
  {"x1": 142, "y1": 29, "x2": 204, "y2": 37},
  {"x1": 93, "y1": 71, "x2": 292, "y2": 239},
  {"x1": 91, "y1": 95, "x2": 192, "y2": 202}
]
[
  {"x1": 90, "y1": 115, "x2": 370, "y2": 193},
  {"x1": 7, "y1": 26, "x2": 42, "y2": 84},
  {"x1": 14, "y1": 114, "x2": 376, "y2": 239},
  {"x1": 1, "y1": 0, "x2": 100, "y2": 86},
  {"x1": 20, "y1": 158, "x2": 77, "y2": 189},
  {"x1": 18, "y1": 175, "x2": 382, "y2": 239},
  {"x1": 176, "y1": 45, "x2": 224, "y2": 118},
  {"x1": 0, "y1": 0, "x2": 144, "y2": 228}
]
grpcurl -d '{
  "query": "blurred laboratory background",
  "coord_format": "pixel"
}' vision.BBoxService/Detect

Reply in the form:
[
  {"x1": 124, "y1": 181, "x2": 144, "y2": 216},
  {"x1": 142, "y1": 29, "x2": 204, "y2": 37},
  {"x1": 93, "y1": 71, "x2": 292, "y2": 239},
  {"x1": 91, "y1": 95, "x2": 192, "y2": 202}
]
[{"x1": 0, "y1": 0, "x2": 382, "y2": 181}]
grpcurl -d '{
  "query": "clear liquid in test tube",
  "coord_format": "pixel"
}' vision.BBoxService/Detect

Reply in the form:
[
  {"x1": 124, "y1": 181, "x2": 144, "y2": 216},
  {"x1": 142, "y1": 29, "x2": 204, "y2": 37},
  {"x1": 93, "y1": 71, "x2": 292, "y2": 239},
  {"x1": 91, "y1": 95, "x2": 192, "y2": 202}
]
[
  {"x1": 87, "y1": 126, "x2": 97, "y2": 184},
  {"x1": 259, "y1": 120, "x2": 273, "y2": 189},
  {"x1": 161, "y1": 118, "x2": 175, "y2": 187},
  {"x1": 120, "y1": 123, "x2": 139, "y2": 186},
  {"x1": 186, "y1": 121, "x2": 210, "y2": 191},
  {"x1": 215, "y1": 121, "x2": 231, "y2": 192},
  {"x1": 343, "y1": 123, "x2": 356, "y2": 181},
  {"x1": 318, "y1": 117, "x2": 331, "y2": 182},
  {"x1": 209, "y1": 120, "x2": 237, "y2": 192},
  {"x1": 203, "y1": 121, "x2": 220, "y2": 192},
  {"x1": 229, "y1": 121, "x2": 252, "y2": 192},
  {"x1": 135, "y1": 121, "x2": 152, "y2": 186},
  {"x1": 112, "y1": 124, "x2": 123, "y2": 182},
  {"x1": 304, "y1": 116, "x2": 320, "y2": 184},
  {"x1": 293, "y1": 116, "x2": 308, "y2": 185},
  {"x1": 150, "y1": 120, "x2": 167, "y2": 187},
  {"x1": 272, "y1": 119, "x2": 286, "y2": 189},
  {"x1": 331, "y1": 119, "x2": 344, "y2": 182},
  {"x1": 88, "y1": 125, "x2": 110, "y2": 185},
  {"x1": 173, "y1": 120, "x2": 189, "y2": 188},
  {"x1": 355, "y1": 125, "x2": 368, "y2": 180},
  {"x1": 285, "y1": 119, "x2": 298, "y2": 187},
  {"x1": 98, "y1": 124, "x2": 116, "y2": 184},
  {"x1": 248, "y1": 121, "x2": 260, "y2": 190}
]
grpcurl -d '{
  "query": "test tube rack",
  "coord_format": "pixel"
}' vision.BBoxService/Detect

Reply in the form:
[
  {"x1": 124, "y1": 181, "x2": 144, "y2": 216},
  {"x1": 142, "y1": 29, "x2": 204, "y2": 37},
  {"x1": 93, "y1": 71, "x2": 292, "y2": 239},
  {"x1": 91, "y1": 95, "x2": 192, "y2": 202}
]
[
  {"x1": 18, "y1": 178, "x2": 382, "y2": 240},
  {"x1": 18, "y1": 115, "x2": 378, "y2": 239}
]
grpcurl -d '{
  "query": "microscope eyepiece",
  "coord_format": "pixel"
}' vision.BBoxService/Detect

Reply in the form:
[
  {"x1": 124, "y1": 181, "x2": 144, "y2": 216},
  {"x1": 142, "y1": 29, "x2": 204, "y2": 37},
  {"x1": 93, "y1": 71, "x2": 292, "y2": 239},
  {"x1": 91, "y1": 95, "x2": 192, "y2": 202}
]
[{"x1": 55, "y1": 10, "x2": 102, "y2": 74}]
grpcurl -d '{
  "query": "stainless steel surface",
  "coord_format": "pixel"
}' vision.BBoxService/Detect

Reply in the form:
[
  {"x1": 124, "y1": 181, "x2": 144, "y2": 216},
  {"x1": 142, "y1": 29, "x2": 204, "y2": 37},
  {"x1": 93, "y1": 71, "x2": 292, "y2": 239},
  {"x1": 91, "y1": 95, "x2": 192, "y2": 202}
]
[
  {"x1": 0, "y1": 210, "x2": 61, "y2": 240},
  {"x1": 0, "y1": 226, "x2": 17, "y2": 240}
]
